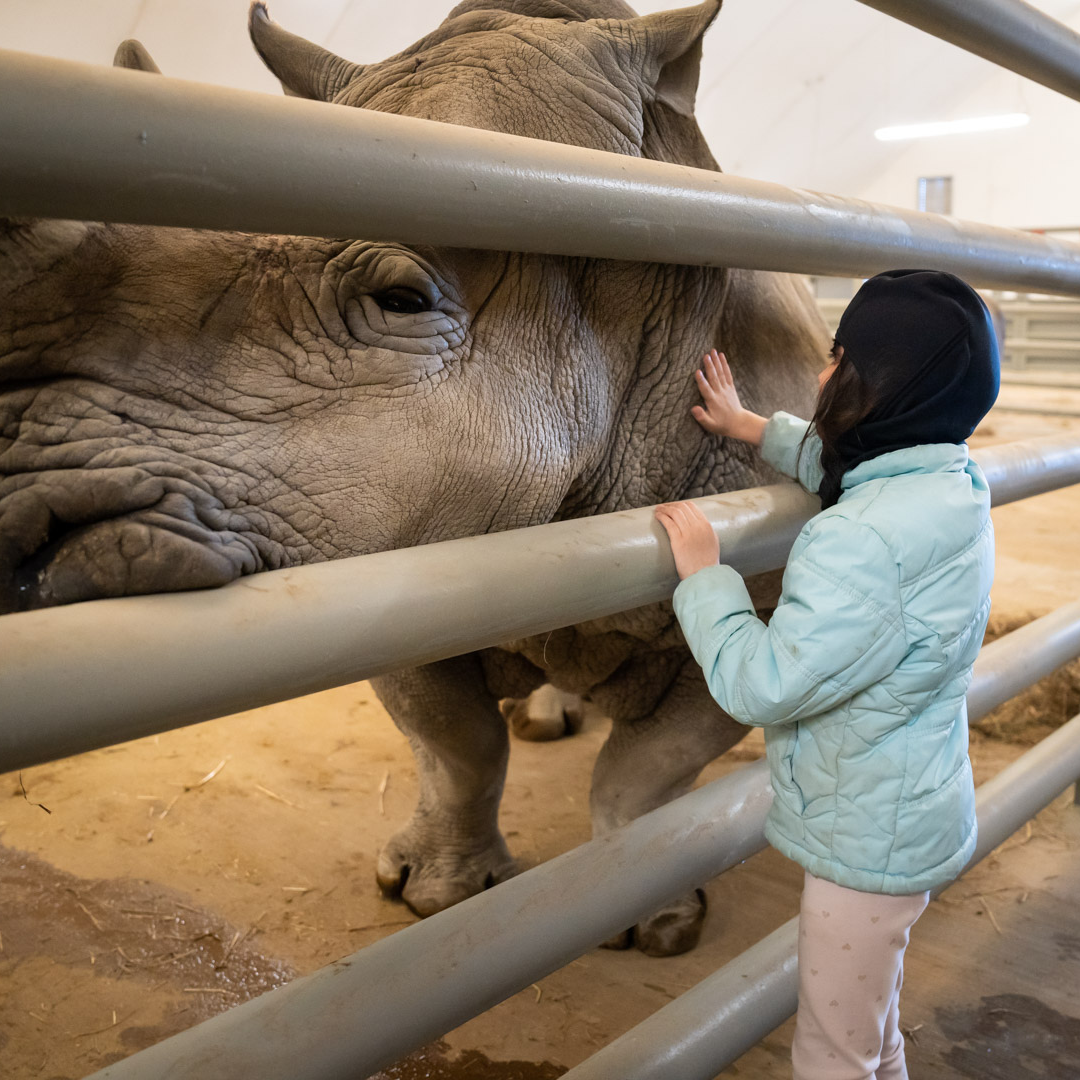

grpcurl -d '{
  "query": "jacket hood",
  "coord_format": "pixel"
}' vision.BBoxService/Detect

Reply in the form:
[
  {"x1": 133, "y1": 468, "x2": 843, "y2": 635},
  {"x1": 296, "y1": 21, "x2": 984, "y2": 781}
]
[{"x1": 831, "y1": 269, "x2": 1000, "y2": 484}]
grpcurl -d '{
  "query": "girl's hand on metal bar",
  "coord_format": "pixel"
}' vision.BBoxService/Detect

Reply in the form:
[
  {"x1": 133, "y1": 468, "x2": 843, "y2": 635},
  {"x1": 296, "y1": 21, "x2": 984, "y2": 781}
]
[{"x1": 655, "y1": 501, "x2": 720, "y2": 581}]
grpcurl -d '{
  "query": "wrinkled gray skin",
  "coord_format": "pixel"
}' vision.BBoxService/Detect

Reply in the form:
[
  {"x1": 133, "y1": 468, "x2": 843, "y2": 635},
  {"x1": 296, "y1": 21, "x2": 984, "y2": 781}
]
[{"x1": 0, "y1": 0, "x2": 825, "y2": 954}]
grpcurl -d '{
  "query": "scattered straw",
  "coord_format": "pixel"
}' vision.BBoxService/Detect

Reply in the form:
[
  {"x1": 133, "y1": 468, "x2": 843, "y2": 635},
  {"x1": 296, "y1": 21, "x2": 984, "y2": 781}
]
[
  {"x1": 254, "y1": 783, "x2": 301, "y2": 809},
  {"x1": 18, "y1": 772, "x2": 51, "y2": 815},
  {"x1": 186, "y1": 758, "x2": 229, "y2": 791},
  {"x1": 216, "y1": 929, "x2": 245, "y2": 971},
  {"x1": 183, "y1": 988, "x2": 238, "y2": 997},
  {"x1": 74, "y1": 901, "x2": 106, "y2": 933},
  {"x1": 531, "y1": 983, "x2": 543, "y2": 1004},
  {"x1": 73, "y1": 1008, "x2": 139, "y2": 1039},
  {"x1": 281, "y1": 886, "x2": 312, "y2": 894},
  {"x1": 378, "y1": 770, "x2": 390, "y2": 816},
  {"x1": 345, "y1": 919, "x2": 414, "y2": 933},
  {"x1": 979, "y1": 895, "x2": 1004, "y2": 935}
]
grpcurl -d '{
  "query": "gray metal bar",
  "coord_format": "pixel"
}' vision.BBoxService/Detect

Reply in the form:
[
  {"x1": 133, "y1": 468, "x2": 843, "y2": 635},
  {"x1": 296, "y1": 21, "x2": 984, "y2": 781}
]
[
  {"x1": 966, "y1": 600, "x2": 1080, "y2": 722},
  {"x1": 2, "y1": 433, "x2": 1079, "y2": 773},
  {"x1": 3, "y1": 49, "x2": 1080, "y2": 293},
  {"x1": 856, "y1": 0, "x2": 1080, "y2": 104},
  {"x1": 562, "y1": 708, "x2": 1080, "y2": 1080},
  {"x1": 83, "y1": 600, "x2": 1080, "y2": 1080}
]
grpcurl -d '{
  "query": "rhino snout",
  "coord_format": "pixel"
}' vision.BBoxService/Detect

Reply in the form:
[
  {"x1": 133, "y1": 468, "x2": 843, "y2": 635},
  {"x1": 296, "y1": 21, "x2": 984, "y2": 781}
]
[{"x1": 0, "y1": 469, "x2": 261, "y2": 613}]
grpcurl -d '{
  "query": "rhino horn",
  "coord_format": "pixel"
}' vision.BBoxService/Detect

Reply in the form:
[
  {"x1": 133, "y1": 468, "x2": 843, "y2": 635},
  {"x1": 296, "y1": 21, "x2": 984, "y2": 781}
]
[
  {"x1": 113, "y1": 39, "x2": 162, "y2": 73},
  {"x1": 628, "y1": 0, "x2": 721, "y2": 117},
  {"x1": 248, "y1": 2, "x2": 363, "y2": 102}
]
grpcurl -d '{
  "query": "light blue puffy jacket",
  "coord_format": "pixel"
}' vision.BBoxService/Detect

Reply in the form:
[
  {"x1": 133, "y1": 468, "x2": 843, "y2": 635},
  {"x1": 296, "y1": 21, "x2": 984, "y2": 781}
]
[{"x1": 673, "y1": 412, "x2": 994, "y2": 894}]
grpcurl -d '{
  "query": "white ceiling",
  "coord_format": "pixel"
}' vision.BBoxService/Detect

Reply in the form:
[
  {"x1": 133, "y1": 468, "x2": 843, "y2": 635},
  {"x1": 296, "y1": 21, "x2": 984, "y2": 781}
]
[{"x1": 3, "y1": 0, "x2": 1079, "y2": 204}]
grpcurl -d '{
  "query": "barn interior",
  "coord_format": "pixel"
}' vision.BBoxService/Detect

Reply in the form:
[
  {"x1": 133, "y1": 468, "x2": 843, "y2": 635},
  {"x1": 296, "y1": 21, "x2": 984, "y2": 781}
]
[{"x1": 2, "y1": 2, "x2": 1080, "y2": 1078}]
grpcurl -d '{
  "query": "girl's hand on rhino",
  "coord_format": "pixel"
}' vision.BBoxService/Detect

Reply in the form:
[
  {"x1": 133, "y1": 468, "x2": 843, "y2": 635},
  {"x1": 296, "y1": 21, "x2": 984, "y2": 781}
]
[
  {"x1": 692, "y1": 349, "x2": 768, "y2": 447},
  {"x1": 655, "y1": 501, "x2": 720, "y2": 581}
]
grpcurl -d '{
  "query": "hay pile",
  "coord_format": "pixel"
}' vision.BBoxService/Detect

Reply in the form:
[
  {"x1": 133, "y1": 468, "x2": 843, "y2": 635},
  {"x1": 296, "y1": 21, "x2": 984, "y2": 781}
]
[{"x1": 976, "y1": 612, "x2": 1080, "y2": 746}]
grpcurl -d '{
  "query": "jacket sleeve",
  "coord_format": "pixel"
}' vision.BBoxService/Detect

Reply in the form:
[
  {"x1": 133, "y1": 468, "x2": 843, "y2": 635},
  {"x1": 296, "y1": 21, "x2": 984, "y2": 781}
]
[
  {"x1": 672, "y1": 516, "x2": 907, "y2": 727},
  {"x1": 760, "y1": 411, "x2": 823, "y2": 495}
]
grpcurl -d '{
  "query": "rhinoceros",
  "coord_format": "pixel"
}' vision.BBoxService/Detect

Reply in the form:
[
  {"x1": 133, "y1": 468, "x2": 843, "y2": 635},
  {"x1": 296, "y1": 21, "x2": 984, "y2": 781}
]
[{"x1": 0, "y1": 0, "x2": 824, "y2": 954}]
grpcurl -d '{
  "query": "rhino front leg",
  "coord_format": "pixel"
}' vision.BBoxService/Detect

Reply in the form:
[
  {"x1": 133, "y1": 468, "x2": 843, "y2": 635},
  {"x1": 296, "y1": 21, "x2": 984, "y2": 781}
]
[
  {"x1": 370, "y1": 655, "x2": 517, "y2": 917},
  {"x1": 590, "y1": 661, "x2": 746, "y2": 957}
]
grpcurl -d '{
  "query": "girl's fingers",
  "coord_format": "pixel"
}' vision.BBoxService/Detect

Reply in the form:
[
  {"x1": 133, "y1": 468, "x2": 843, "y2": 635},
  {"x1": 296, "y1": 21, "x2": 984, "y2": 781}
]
[
  {"x1": 674, "y1": 503, "x2": 699, "y2": 529},
  {"x1": 695, "y1": 369, "x2": 719, "y2": 404},
  {"x1": 705, "y1": 350, "x2": 727, "y2": 388},
  {"x1": 704, "y1": 354, "x2": 723, "y2": 393},
  {"x1": 675, "y1": 502, "x2": 697, "y2": 526},
  {"x1": 654, "y1": 505, "x2": 681, "y2": 532},
  {"x1": 720, "y1": 352, "x2": 733, "y2": 385}
]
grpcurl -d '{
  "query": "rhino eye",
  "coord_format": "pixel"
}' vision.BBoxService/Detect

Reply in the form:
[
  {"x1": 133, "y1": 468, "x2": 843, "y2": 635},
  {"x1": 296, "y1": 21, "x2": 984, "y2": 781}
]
[{"x1": 373, "y1": 287, "x2": 430, "y2": 314}]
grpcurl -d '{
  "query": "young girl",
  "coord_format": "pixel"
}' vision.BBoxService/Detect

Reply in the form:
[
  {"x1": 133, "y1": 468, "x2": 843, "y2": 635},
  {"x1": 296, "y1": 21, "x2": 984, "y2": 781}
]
[{"x1": 655, "y1": 269, "x2": 1000, "y2": 1080}]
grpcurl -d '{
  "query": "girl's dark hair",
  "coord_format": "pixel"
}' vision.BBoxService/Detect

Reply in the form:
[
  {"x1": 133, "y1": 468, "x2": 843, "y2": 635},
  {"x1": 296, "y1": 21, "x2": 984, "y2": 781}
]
[{"x1": 798, "y1": 344, "x2": 879, "y2": 508}]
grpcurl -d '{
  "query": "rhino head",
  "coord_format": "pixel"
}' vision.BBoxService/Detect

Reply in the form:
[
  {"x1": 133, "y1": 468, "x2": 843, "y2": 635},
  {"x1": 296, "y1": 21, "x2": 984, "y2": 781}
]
[{"x1": 0, "y1": 0, "x2": 821, "y2": 614}]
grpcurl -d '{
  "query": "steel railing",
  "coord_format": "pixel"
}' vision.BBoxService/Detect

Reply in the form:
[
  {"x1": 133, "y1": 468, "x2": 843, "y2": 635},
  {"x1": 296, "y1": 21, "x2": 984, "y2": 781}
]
[
  {"x1": 855, "y1": 0, "x2": 1080, "y2": 104},
  {"x1": 3, "y1": 49, "x2": 1080, "y2": 293},
  {"x1": 2, "y1": 433, "x2": 1079, "y2": 773}
]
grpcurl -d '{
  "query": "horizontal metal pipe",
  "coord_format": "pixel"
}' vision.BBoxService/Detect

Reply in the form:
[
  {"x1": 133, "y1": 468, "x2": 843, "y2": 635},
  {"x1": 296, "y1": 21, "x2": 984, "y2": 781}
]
[
  {"x1": 977, "y1": 433, "x2": 1080, "y2": 505},
  {"x1": 562, "y1": 708, "x2": 1080, "y2": 1080},
  {"x1": 856, "y1": 0, "x2": 1080, "y2": 104},
  {"x1": 85, "y1": 600, "x2": 1080, "y2": 1079},
  {"x1": 2, "y1": 433, "x2": 1079, "y2": 773},
  {"x1": 3, "y1": 50, "x2": 1080, "y2": 293},
  {"x1": 966, "y1": 600, "x2": 1080, "y2": 723}
]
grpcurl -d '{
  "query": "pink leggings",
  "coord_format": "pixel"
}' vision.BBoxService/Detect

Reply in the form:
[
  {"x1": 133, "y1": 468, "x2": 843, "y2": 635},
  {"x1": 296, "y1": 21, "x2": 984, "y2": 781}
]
[{"x1": 792, "y1": 871, "x2": 929, "y2": 1080}]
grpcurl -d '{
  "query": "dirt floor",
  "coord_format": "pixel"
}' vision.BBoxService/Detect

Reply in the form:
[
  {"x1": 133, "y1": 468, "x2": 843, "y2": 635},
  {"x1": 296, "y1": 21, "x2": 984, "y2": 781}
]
[{"x1": 2, "y1": 401, "x2": 1080, "y2": 1080}]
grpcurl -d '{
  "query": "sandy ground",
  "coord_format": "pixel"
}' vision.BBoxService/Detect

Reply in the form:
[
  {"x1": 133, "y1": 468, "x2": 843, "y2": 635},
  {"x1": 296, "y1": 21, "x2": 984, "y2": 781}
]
[{"x1": 2, "y1": 402, "x2": 1079, "y2": 1080}]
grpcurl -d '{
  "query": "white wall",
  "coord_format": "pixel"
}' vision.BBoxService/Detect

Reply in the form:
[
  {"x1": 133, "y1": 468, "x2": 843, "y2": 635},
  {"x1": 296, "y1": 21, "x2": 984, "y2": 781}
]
[{"x1": 851, "y1": 6, "x2": 1080, "y2": 230}]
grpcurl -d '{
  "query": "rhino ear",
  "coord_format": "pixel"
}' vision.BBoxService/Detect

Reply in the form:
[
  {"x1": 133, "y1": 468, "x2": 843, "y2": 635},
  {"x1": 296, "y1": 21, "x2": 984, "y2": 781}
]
[
  {"x1": 625, "y1": 0, "x2": 721, "y2": 117},
  {"x1": 248, "y1": 2, "x2": 363, "y2": 101},
  {"x1": 113, "y1": 39, "x2": 162, "y2": 73}
]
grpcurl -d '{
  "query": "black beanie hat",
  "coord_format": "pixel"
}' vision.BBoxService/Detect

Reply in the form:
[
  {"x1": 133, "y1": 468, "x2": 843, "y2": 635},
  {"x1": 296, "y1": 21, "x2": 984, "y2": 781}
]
[{"x1": 824, "y1": 269, "x2": 1000, "y2": 504}]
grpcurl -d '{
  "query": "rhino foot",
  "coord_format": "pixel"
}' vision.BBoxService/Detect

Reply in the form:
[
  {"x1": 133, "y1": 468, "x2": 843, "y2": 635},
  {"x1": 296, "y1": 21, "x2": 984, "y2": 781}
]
[
  {"x1": 600, "y1": 889, "x2": 707, "y2": 957},
  {"x1": 501, "y1": 685, "x2": 585, "y2": 742},
  {"x1": 376, "y1": 827, "x2": 518, "y2": 917}
]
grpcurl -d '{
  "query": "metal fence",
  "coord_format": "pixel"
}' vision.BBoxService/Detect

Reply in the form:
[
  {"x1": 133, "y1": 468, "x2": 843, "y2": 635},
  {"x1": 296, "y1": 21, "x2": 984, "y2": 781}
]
[{"x1": 2, "y1": 0, "x2": 1080, "y2": 1077}]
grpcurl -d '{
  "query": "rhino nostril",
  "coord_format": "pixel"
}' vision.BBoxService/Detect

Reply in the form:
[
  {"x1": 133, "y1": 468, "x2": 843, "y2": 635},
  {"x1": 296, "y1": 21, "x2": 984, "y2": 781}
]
[{"x1": 11, "y1": 515, "x2": 86, "y2": 611}]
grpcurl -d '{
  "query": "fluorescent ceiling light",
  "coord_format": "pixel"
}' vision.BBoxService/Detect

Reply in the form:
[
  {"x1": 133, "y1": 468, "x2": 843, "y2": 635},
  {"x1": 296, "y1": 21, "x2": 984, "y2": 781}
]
[{"x1": 874, "y1": 113, "x2": 1029, "y2": 141}]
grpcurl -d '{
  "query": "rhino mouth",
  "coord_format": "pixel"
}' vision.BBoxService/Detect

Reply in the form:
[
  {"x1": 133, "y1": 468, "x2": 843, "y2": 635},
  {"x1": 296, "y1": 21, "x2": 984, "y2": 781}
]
[{"x1": 0, "y1": 472, "x2": 263, "y2": 615}]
